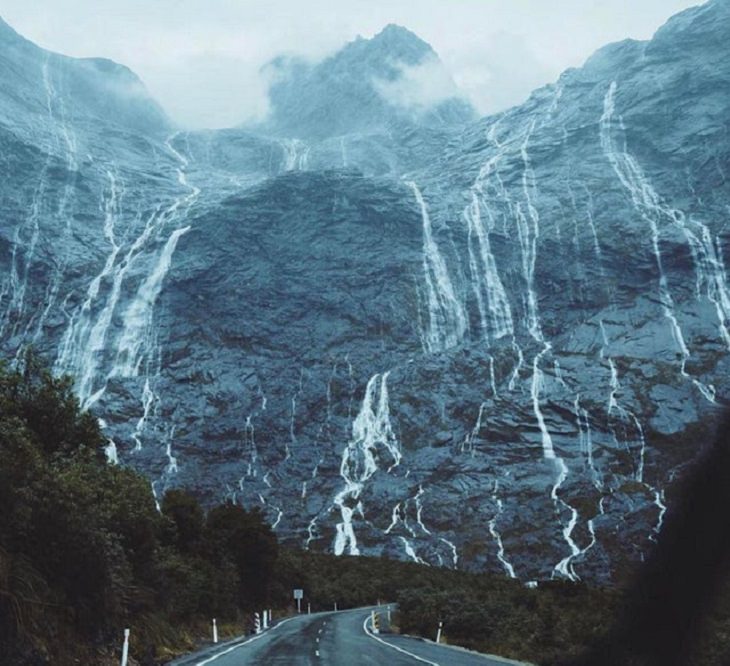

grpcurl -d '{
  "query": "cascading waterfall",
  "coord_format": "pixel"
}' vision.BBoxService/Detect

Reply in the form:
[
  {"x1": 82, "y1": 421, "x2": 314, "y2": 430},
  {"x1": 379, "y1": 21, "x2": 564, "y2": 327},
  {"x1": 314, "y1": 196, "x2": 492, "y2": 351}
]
[
  {"x1": 112, "y1": 228, "x2": 191, "y2": 377},
  {"x1": 280, "y1": 138, "x2": 310, "y2": 171},
  {"x1": 28, "y1": 57, "x2": 79, "y2": 344},
  {"x1": 333, "y1": 372, "x2": 401, "y2": 556},
  {"x1": 111, "y1": 132, "x2": 200, "y2": 378},
  {"x1": 600, "y1": 320, "x2": 647, "y2": 483},
  {"x1": 463, "y1": 179, "x2": 513, "y2": 342},
  {"x1": 0, "y1": 59, "x2": 56, "y2": 338},
  {"x1": 574, "y1": 394, "x2": 601, "y2": 489},
  {"x1": 600, "y1": 81, "x2": 719, "y2": 402},
  {"x1": 531, "y1": 343, "x2": 556, "y2": 459},
  {"x1": 600, "y1": 320, "x2": 668, "y2": 539},
  {"x1": 516, "y1": 119, "x2": 544, "y2": 342},
  {"x1": 489, "y1": 480, "x2": 516, "y2": 578},
  {"x1": 55, "y1": 170, "x2": 125, "y2": 407},
  {"x1": 407, "y1": 180, "x2": 467, "y2": 353},
  {"x1": 551, "y1": 458, "x2": 584, "y2": 581},
  {"x1": 56, "y1": 130, "x2": 200, "y2": 417}
]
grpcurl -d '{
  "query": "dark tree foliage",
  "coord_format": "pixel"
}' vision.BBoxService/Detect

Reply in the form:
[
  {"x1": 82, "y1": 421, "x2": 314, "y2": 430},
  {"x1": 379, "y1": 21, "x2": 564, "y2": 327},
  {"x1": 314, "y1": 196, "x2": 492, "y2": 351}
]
[
  {"x1": 206, "y1": 502, "x2": 278, "y2": 608},
  {"x1": 0, "y1": 355, "x2": 282, "y2": 665}
]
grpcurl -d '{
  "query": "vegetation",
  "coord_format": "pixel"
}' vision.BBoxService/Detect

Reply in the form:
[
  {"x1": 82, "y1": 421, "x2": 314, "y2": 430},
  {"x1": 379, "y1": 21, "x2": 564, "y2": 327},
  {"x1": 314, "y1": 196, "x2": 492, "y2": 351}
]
[
  {"x1": 1, "y1": 354, "x2": 729, "y2": 665},
  {"x1": 0, "y1": 354, "x2": 280, "y2": 664}
]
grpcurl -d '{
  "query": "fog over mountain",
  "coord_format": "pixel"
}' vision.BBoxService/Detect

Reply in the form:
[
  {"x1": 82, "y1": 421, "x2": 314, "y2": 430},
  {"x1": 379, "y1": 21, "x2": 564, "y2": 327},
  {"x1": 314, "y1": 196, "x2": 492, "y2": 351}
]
[
  {"x1": 1, "y1": 0, "x2": 699, "y2": 128},
  {"x1": 1, "y1": 0, "x2": 729, "y2": 585}
]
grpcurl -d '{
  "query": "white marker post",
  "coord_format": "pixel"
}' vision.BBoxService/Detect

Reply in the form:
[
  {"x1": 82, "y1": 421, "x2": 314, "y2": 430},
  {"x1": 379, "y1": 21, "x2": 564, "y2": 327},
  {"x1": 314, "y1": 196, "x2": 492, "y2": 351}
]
[
  {"x1": 212, "y1": 618, "x2": 218, "y2": 644},
  {"x1": 254, "y1": 612, "x2": 261, "y2": 635},
  {"x1": 263, "y1": 610, "x2": 268, "y2": 629},
  {"x1": 307, "y1": 602, "x2": 311, "y2": 615},
  {"x1": 371, "y1": 611, "x2": 379, "y2": 635},
  {"x1": 120, "y1": 628, "x2": 130, "y2": 666},
  {"x1": 334, "y1": 602, "x2": 338, "y2": 612},
  {"x1": 387, "y1": 606, "x2": 392, "y2": 623},
  {"x1": 435, "y1": 621, "x2": 443, "y2": 644},
  {"x1": 269, "y1": 608, "x2": 273, "y2": 625}
]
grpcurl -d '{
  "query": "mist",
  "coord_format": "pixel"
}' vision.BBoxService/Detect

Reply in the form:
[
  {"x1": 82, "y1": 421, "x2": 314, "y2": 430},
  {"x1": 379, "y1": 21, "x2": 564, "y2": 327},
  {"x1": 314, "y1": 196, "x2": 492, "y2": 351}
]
[{"x1": 2, "y1": 0, "x2": 702, "y2": 129}]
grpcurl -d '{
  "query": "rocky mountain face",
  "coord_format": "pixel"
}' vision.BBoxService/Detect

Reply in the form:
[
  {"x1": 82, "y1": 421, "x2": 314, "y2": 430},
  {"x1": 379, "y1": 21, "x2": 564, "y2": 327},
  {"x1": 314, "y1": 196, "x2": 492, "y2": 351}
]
[{"x1": 1, "y1": 2, "x2": 729, "y2": 584}]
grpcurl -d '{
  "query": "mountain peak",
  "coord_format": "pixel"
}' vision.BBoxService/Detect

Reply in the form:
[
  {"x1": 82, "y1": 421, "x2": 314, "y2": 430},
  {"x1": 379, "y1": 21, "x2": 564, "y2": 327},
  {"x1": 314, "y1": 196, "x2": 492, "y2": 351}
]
[
  {"x1": 256, "y1": 25, "x2": 473, "y2": 139},
  {"x1": 369, "y1": 23, "x2": 433, "y2": 58}
]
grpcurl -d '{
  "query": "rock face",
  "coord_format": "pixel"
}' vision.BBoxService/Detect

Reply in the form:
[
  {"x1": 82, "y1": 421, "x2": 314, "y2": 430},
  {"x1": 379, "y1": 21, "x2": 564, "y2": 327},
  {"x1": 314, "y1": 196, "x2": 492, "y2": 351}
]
[{"x1": 1, "y1": 2, "x2": 729, "y2": 584}]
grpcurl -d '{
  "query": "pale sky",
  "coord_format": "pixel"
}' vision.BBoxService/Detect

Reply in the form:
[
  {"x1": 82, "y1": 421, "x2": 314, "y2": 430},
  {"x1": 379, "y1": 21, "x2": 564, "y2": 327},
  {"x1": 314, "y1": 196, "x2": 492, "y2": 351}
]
[{"x1": 1, "y1": 0, "x2": 702, "y2": 129}]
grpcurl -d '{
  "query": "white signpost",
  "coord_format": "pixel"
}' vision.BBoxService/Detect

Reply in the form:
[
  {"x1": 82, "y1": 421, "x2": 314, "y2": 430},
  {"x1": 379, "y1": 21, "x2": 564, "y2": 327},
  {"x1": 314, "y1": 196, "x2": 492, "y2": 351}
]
[
  {"x1": 436, "y1": 621, "x2": 443, "y2": 644},
  {"x1": 293, "y1": 588, "x2": 304, "y2": 613},
  {"x1": 212, "y1": 618, "x2": 218, "y2": 644}
]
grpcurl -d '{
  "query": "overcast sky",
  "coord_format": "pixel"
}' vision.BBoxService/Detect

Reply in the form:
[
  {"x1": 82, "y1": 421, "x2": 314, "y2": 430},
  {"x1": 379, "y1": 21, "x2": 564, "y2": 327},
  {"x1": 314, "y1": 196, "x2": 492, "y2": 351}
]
[{"x1": 2, "y1": 0, "x2": 702, "y2": 129}]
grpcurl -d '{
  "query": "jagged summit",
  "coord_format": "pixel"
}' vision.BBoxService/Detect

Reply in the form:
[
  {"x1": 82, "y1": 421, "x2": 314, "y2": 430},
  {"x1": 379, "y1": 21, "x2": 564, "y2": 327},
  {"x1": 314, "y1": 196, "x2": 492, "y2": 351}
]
[
  {"x1": 255, "y1": 24, "x2": 475, "y2": 139},
  {"x1": 353, "y1": 23, "x2": 434, "y2": 67}
]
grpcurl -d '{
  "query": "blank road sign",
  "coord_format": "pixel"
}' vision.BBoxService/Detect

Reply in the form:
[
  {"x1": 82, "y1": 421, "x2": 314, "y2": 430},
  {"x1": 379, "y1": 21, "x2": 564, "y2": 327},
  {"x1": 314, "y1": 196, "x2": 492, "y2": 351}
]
[{"x1": 293, "y1": 589, "x2": 304, "y2": 599}]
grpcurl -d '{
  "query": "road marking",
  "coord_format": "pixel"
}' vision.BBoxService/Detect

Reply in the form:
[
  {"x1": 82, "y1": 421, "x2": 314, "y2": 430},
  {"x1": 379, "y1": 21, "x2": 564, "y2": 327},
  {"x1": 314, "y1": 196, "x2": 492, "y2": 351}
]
[
  {"x1": 316, "y1": 638, "x2": 320, "y2": 643},
  {"x1": 315, "y1": 650, "x2": 320, "y2": 657},
  {"x1": 361, "y1": 615, "x2": 440, "y2": 665},
  {"x1": 195, "y1": 616, "x2": 299, "y2": 665}
]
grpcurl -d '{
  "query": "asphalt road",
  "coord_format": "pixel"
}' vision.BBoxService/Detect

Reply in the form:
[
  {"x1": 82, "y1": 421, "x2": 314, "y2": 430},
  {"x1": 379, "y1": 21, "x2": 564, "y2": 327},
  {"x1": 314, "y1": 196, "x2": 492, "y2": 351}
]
[{"x1": 170, "y1": 607, "x2": 528, "y2": 666}]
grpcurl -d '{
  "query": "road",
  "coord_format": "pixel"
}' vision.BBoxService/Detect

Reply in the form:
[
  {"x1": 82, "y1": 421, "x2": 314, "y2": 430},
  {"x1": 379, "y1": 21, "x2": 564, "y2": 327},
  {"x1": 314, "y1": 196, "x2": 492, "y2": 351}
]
[{"x1": 169, "y1": 607, "x2": 529, "y2": 666}]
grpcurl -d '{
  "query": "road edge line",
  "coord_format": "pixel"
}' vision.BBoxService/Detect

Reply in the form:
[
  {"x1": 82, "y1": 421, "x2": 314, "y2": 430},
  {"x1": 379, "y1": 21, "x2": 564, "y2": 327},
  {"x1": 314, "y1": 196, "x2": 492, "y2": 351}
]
[
  {"x1": 399, "y1": 634, "x2": 536, "y2": 665},
  {"x1": 361, "y1": 614, "x2": 440, "y2": 665},
  {"x1": 195, "y1": 616, "x2": 298, "y2": 665}
]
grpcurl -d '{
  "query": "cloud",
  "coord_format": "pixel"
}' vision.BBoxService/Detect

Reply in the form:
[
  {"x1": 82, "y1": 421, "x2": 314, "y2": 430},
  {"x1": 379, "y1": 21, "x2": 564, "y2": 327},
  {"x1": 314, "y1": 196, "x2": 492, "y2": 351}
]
[
  {"x1": 0, "y1": 0, "x2": 701, "y2": 129},
  {"x1": 450, "y1": 31, "x2": 557, "y2": 115},
  {"x1": 372, "y1": 55, "x2": 462, "y2": 113}
]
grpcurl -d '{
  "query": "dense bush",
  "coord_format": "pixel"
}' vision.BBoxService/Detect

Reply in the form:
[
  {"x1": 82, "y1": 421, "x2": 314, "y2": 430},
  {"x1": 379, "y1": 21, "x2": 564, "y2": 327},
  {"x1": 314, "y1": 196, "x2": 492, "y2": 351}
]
[{"x1": 0, "y1": 354, "x2": 281, "y2": 664}]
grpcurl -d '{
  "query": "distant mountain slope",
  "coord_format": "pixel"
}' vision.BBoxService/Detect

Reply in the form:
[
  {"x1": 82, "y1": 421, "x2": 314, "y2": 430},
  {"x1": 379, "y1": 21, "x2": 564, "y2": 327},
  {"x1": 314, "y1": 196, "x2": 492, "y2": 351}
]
[
  {"x1": 0, "y1": 16, "x2": 169, "y2": 139},
  {"x1": 0, "y1": 1, "x2": 729, "y2": 586}
]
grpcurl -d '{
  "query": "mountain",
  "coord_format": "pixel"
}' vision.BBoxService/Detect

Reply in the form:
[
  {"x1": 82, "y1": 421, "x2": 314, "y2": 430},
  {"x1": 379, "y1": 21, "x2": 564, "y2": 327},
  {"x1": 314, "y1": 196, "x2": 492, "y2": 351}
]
[
  {"x1": 255, "y1": 24, "x2": 476, "y2": 139},
  {"x1": 0, "y1": 16, "x2": 169, "y2": 139},
  {"x1": 0, "y1": 1, "x2": 729, "y2": 585}
]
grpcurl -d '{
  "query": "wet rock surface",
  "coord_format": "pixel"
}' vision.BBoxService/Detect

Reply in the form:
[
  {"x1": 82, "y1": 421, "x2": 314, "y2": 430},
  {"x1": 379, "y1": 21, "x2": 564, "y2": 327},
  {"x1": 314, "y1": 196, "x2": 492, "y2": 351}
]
[{"x1": 1, "y1": 3, "x2": 730, "y2": 584}]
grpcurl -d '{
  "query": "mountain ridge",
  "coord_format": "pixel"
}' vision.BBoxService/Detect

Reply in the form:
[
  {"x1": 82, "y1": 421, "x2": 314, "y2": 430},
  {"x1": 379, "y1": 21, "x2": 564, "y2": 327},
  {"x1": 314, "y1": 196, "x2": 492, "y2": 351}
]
[{"x1": 0, "y1": 1, "x2": 728, "y2": 586}]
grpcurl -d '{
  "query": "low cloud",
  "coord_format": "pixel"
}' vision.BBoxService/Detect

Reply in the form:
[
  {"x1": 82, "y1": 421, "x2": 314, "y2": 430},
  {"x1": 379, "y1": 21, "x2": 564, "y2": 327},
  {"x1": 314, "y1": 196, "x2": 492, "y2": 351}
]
[
  {"x1": 373, "y1": 55, "x2": 462, "y2": 113},
  {"x1": 1, "y1": 0, "x2": 700, "y2": 129},
  {"x1": 449, "y1": 31, "x2": 556, "y2": 115}
]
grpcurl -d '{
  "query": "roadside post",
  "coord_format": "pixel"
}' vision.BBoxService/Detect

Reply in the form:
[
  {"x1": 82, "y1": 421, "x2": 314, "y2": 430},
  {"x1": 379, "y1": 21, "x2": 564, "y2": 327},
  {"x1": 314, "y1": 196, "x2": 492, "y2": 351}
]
[
  {"x1": 294, "y1": 588, "x2": 304, "y2": 613},
  {"x1": 307, "y1": 602, "x2": 311, "y2": 614},
  {"x1": 254, "y1": 612, "x2": 262, "y2": 634},
  {"x1": 212, "y1": 618, "x2": 218, "y2": 644},
  {"x1": 387, "y1": 606, "x2": 392, "y2": 623},
  {"x1": 334, "y1": 601, "x2": 338, "y2": 612},
  {"x1": 436, "y1": 620, "x2": 443, "y2": 644},
  {"x1": 263, "y1": 610, "x2": 268, "y2": 629},
  {"x1": 120, "y1": 628, "x2": 130, "y2": 666},
  {"x1": 371, "y1": 611, "x2": 380, "y2": 634}
]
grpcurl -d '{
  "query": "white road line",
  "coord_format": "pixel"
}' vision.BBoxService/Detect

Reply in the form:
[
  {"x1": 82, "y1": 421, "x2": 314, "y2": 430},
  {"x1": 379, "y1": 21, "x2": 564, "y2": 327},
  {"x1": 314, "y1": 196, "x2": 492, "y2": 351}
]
[
  {"x1": 195, "y1": 616, "x2": 299, "y2": 665},
  {"x1": 361, "y1": 615, "x2": 440, "y2": 665}
]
